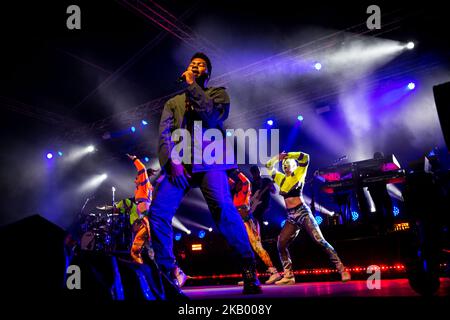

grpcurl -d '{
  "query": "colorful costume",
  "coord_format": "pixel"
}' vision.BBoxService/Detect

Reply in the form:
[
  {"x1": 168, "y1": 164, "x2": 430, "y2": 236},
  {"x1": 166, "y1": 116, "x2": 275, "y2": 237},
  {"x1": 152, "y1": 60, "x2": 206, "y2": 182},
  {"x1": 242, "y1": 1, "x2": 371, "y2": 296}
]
[
  {"x1": 130, "y1": 158, "x2": 153, "y2": 264},
  {"x1": 229, "y1": 172, "x2": 281, "y2": 284}
]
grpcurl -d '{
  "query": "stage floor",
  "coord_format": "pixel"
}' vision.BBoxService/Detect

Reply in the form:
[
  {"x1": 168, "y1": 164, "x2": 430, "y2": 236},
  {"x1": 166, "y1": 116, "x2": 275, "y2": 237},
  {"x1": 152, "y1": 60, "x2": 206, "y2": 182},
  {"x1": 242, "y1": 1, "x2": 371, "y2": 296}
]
[{"x1": 182, "y1": 278, "x2": 450, "y2": 299}]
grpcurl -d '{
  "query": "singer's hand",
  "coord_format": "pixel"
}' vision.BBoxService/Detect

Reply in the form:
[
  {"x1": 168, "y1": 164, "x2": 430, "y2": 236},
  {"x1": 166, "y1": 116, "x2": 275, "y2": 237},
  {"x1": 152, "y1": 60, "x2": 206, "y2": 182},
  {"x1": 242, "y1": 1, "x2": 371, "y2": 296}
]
[
  {"x1": 168, "y1": 160, "x2": 191, "y2": 189},
  {"x1": 181, "y1": 70, "x2": 195, "y2": 85}
]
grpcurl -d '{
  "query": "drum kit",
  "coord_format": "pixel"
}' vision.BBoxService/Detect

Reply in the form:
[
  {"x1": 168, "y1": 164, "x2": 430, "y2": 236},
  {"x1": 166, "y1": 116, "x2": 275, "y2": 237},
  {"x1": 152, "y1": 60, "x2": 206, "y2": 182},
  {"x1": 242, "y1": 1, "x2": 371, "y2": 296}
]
[{"x1": 79, "y1": 204, "x2": 132, "y2": 253}]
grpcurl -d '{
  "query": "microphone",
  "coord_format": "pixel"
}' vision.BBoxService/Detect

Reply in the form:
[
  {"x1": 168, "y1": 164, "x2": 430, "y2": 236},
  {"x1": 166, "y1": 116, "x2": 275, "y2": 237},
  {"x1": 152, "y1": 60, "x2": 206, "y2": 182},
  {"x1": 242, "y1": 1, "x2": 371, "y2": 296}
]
[{"x1": 176, "y1": 75, "x2": 186, "y2": 83}]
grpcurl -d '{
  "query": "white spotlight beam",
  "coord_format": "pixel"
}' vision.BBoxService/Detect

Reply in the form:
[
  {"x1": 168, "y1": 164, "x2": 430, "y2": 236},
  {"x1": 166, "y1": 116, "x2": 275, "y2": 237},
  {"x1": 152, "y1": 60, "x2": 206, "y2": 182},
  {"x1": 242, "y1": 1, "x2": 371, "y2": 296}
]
[
  {"x1": 405, "y1": 42, "x2": 414, "y2": 50},
  {"x1": 303, "y1": 195, "x2": 336, "y2": 216},
  {"x1": 172, "y1": 216, "x2": 190, "y2": 234},
  {"x1": 64, "y1": 145, "x2": 96, "y2": 163},
  {"x1": 77, "y1": 173, "x2": 108, "y2": 193},
  {"x1": 323, "y1": 39, "x2": 405, "y2": 73},
  {"x1": 177, "y1": 216, "x2": 211, "y2": 231},
  {"x1": 364, "y1": 187, "x2": 377, "y2": 213},
  {"x1": 387, "y1": 184, "x2": 404, "y2": 201}
]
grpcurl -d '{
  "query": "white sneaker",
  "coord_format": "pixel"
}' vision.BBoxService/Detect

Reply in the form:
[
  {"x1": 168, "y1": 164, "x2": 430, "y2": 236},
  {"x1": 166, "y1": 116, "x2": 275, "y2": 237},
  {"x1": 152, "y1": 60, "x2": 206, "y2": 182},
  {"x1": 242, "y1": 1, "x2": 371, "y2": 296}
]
[
  {"x1": 275, "y1": 276, "x2": 295, "y2": 285},
  {"x1": 265, "y1": 272, "x2": 282, "y2": 284}
]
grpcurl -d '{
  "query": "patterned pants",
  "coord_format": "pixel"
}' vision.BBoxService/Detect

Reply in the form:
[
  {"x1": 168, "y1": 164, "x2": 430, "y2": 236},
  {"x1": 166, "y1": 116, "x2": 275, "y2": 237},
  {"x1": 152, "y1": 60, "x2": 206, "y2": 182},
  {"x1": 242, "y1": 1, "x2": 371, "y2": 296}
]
[
  {"x1": 277, "y1": 204, "x2": 345, "y2": 273},
  {"x1": 239, "y1": 208, "x2": 274, "y2": 269},
  {"x1": 130, "y1": 202, "x2": 151, "y2": 264}
]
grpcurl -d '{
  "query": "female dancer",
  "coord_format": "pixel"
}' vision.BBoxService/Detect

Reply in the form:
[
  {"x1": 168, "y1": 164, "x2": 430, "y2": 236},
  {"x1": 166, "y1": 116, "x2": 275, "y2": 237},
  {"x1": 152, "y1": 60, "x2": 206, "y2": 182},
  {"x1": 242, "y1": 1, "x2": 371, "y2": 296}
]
[{"x1": 266, "y1": 151, "x2": 351, "y2": 284}]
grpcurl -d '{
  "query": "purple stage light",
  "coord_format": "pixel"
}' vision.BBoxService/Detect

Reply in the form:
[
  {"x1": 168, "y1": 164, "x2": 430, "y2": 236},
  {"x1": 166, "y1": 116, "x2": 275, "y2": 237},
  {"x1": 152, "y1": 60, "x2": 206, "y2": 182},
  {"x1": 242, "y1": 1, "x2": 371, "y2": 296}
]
[
  {"x1": 267, "y1": 119, "x2": 274, "y2": 126},
  {"x1": 314, "y1": 62, "x2": 322, "y2": 70},
  {"x1": 46, "y1": 152, "x2": 53, "y2": 159},
  {"x1": 407, "y1": 82, "x2": 415, "y2": 90}
]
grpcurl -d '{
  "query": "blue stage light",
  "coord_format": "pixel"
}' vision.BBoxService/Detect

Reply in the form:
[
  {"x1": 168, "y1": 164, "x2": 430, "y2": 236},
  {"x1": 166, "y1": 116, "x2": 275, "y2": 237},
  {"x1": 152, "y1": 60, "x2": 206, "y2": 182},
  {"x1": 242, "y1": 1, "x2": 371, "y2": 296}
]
[
  {"x1": 314, "y1": 62, "x2": 322, "y2": 70},
  {"x1": 175, "y1": 233, "x2": 182, "y2": 241},
  {"x1": 46, "y1": 152, "x2": 53, "y2": 159},
  {"x1": 315, "y1": 216, "x2": 323, "y2": 225},
  {"x1": 131, "y1": 126, "x2": 136, "y2": 132},
  {"x1": 198, "y1": 230, "x2": 206, "y2": 239},
  {"x1": 144, "y1": 157, "x2": 149, "y2": 163},
  {"x1": 58, "y1": 151, "x2": 63, "y2": 157},
  {"x1": 393, "y1": 206, "x2": 400, "y2": 217},
  {"x1": 267, "y1": 119, "x2": 274, "y2": 126},
  {"x1": 280, "y1": 219, "x2": 286, "y2": 228},
  {"x1": 141, "y1": 120, "x2": 148, "y2": 126},
  {"x1": 297, "y1": 115, "x2": 304, "y2": 121},
  {"x1": 351, "y1": 211, "x2": 359, "y2": 221},
  {"x1": 407, "y1": 82, "x2": 415, "y2": 90}
]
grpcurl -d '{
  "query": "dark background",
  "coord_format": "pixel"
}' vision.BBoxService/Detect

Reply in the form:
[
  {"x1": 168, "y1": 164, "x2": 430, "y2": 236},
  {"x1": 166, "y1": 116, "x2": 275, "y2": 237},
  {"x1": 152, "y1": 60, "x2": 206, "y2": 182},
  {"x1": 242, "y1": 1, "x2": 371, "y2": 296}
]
[{"x1": 0, "y1": 1, "x2": 448, "y2": 272}]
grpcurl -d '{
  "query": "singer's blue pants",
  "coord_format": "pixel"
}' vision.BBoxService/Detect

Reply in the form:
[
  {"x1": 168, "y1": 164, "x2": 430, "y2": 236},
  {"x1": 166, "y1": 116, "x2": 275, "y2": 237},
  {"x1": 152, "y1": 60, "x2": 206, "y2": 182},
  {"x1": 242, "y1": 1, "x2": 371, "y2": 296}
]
[{"x1": 147, "y1": 170, "x2": 255, "y2": 275}]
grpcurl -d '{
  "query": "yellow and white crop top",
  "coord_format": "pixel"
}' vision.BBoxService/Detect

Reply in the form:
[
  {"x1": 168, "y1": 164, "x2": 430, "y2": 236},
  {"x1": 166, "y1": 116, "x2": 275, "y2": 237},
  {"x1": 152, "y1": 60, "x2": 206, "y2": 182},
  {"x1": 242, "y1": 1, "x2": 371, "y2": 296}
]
[{"x1": 266, "y1": 152, "x2": 310, "y2": 199}]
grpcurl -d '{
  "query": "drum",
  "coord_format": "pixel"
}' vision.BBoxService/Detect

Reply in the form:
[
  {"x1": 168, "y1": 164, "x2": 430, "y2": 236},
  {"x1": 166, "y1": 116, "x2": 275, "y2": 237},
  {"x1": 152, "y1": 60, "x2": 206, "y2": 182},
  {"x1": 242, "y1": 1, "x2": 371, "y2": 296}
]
[
  {"x1": 82, "y1": 212, "x2": 112, "y2": 231},
  {"x1": 80, "y1": 231, "x2": 112, "y2": 251},
  {"x1": 79, "y1": 210, "x2": 131, "y2": 252},
  {"x1": 113, "y1": 214, "x2": 132, "y2": 252}
]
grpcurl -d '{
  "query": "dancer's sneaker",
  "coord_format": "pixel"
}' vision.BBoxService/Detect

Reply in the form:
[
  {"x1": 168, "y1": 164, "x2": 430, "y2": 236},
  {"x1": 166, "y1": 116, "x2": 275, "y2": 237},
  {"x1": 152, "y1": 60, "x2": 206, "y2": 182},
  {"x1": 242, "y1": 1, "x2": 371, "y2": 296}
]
[
  {"x1": 265, "y1": 267, "x2": 282, "y2": 284},
  {"x1": 275, "y1": 270, "x2": 295, "y2": 285}
]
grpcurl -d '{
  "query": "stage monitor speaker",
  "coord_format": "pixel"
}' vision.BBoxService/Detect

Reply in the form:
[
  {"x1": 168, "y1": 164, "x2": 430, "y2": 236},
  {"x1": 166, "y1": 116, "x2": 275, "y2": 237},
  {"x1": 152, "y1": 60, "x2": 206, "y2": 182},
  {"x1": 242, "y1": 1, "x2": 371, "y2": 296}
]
[
  {"x1": 67, "y1": 250, "x2": 187, "y2": 301},
  {"x1": 433, "y1": 81, "x2": 450, "y2": 149},
  {"x1": 0, "y1": 214, "x2": 67, "y2": 298},
  {"x1": 0, "y1": 214, "x2": 187, "y2": 301}
]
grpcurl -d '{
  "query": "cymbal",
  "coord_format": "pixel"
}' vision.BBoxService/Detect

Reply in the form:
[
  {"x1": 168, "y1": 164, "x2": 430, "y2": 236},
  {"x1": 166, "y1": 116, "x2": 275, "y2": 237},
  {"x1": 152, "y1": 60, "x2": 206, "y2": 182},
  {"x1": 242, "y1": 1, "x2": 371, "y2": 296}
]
[{"x1": 96, "y1": 205, "x2": 114, "y2": 210}]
